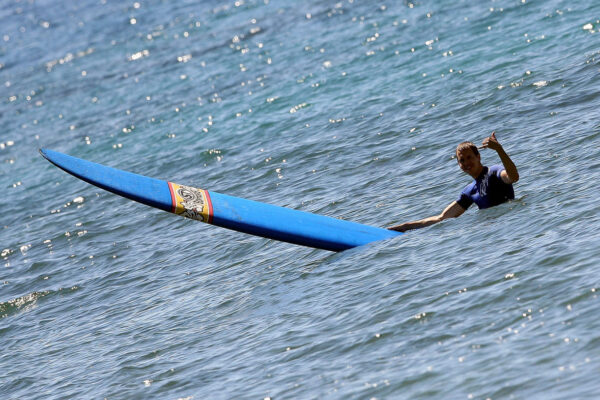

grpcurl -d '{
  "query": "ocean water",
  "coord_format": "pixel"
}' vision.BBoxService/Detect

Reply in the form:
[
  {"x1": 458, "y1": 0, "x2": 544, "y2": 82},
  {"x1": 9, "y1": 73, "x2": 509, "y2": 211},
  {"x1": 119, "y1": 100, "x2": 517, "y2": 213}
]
[{"x1": 1, "y1": 0, "x2": 600, "y2": 398}]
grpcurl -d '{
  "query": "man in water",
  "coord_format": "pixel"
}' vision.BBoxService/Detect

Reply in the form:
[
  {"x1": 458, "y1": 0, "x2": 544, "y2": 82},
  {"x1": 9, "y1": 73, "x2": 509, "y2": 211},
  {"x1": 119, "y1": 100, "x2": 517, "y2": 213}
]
[{"x1": 388, "y1": 132, "x2": 519, "y2": 232}]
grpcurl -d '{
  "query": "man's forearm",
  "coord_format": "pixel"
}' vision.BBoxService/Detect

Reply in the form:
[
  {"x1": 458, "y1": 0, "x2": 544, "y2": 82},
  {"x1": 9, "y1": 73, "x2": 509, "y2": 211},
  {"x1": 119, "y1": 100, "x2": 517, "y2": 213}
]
[
  {"x1": 497, "y1": 147, "x2": 519, "y2": 182},
  {"x1": 388, "y1": 202, "x2": 465, "y2": 232},
  {"x1": 388, "y1": 215, "x2": 442, "y2": 232}
]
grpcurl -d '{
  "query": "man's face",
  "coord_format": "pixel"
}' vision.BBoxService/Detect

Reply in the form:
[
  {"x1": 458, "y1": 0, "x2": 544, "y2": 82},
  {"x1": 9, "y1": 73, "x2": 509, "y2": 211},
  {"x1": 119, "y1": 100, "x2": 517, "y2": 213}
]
[{"x1": 456, "y1": 148, "x2": 482, "y2": 177}]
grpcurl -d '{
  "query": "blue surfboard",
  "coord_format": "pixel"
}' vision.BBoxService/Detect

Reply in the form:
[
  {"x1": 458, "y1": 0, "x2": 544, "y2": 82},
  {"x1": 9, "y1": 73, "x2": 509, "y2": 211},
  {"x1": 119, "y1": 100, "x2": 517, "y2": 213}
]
[{"x1": 40, "y1": 149, "x2": 401, "y2": 251}]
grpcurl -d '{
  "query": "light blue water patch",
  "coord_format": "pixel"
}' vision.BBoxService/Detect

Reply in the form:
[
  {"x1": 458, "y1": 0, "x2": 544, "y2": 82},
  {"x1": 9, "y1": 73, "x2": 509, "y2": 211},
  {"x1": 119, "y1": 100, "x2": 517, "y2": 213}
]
[{"x1": 1, "y1": 0, "x2": 600, "y2": 398}]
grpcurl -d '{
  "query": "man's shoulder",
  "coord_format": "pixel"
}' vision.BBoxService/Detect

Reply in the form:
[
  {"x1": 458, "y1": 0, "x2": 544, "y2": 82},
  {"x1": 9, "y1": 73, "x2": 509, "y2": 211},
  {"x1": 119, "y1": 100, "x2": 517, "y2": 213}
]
[
  {"x1": 488, "y1": 164, "x2": 505, "y2": 175},
  {"x1": 487, "y1": 164, "x2": 515, "y2": 185},
  {"x1": 461, "y1": 180, "x2": 476, "y2": 194}
]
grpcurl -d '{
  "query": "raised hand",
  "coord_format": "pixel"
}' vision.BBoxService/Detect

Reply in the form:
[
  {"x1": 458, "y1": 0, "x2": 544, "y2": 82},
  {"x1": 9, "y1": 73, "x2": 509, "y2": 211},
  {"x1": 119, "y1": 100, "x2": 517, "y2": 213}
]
[{"x1": 481, "y1": 131, "x2": 502, "y2": 152}]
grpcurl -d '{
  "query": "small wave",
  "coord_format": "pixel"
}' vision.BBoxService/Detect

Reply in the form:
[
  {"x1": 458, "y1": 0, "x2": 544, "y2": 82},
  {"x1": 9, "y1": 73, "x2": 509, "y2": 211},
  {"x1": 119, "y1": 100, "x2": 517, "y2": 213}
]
[
  {"x1": 0, "y1": 290, "x2": 51, "y2": 318},
  {"x1": 0, "y1": 286, "x2": 81, "y2": 319}
]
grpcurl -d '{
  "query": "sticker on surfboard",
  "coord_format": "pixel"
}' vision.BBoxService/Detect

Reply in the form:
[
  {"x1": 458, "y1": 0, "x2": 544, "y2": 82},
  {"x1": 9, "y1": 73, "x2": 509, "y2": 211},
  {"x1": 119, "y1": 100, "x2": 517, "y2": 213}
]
[{"x1": 168, "y1": 182, "x2": 213, "y2": 223}]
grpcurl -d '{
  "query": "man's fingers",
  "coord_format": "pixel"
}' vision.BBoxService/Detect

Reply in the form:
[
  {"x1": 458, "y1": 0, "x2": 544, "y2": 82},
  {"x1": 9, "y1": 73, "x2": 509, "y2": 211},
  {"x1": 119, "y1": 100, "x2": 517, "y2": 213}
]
[{"x1": 480, "y1": 131, "x2": 496, "y2": 149}]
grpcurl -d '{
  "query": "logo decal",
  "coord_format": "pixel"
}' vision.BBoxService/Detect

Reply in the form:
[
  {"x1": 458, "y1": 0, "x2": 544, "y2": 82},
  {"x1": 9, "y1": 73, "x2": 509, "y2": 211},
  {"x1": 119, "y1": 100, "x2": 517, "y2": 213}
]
[
  {"x1": 168, "y1": 182, "x2": 213, "y2": 223},
  {"x1": 479, "y1": 175, "x2": 488, "y2": 196}
]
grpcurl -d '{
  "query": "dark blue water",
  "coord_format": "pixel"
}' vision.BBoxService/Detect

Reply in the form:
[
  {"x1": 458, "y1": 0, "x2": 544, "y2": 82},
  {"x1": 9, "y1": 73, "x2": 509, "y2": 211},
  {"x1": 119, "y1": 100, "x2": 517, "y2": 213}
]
[{"x1": 2, "y1": 0, "x2": 600, "y2": 398}]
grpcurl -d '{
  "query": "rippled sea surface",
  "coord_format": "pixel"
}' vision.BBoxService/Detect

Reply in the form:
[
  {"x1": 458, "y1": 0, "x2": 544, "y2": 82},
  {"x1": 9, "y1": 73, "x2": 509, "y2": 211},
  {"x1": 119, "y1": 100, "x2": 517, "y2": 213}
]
[{"x1": 2, "y1": 0, "x2": 600, "y2": 398}]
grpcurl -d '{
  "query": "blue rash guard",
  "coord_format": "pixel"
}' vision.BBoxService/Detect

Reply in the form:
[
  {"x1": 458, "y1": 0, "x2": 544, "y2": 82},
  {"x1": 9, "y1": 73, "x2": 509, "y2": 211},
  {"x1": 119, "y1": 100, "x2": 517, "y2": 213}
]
[{"x1": 457, "y1": 165, "x2": 514, "y2": 210}]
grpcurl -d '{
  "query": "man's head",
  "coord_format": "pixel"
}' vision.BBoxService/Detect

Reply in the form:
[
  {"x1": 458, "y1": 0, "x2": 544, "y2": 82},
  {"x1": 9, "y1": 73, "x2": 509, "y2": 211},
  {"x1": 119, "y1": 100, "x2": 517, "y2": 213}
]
[{"x1": 456, "y1": 141, "x2": 483, "y2": 178}]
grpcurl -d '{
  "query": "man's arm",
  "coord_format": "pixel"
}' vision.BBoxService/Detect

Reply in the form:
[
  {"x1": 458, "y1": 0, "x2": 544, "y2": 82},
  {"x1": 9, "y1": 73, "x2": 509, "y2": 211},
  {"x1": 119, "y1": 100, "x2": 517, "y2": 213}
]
[
  {"x1": 482, "y1": 132, "x2": 519, "y2": 184},
  {"x1": 387, "y1": 201, "x2": 466, "y2": 232}
]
